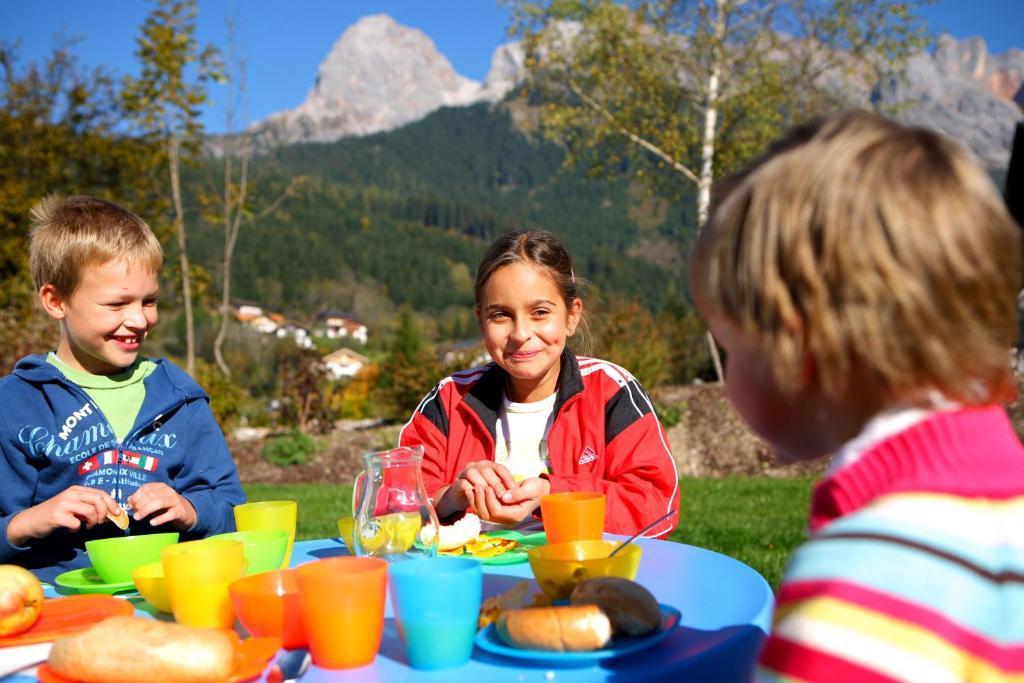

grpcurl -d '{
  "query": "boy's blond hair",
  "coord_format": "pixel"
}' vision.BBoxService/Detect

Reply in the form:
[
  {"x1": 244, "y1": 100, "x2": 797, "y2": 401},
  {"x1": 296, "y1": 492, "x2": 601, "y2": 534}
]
[
  {"x1": 693, "y1": 110, "x2": 1022, "y2": 405},
  {"x1": 29, "y1": 195, "x2": 162, "y2": 297}
]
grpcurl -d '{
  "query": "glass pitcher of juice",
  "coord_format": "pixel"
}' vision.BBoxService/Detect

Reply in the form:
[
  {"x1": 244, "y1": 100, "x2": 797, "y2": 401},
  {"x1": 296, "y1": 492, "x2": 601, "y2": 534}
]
[{"x1": 352, "y1": 446, "x2": 439, "y2": 561}]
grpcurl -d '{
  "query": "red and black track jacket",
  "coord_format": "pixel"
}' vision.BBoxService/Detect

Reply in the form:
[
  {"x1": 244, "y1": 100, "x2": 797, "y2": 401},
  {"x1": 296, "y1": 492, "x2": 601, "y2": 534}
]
[{"x1": 399, "y1": 351, "x2": 680, "y2": 538}]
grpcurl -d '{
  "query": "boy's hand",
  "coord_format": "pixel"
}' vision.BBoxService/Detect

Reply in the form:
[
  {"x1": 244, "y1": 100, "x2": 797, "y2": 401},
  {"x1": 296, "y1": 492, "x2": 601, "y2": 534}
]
[
  {"x1": 6, "y1": 486, "x2": 121, "y2": 546},
  {"x1": 128, "y1": 483, "x2": 196, "y2": 532},
  {"x1": 436, "y1": 461, "x2": 517, "y2": 520}
]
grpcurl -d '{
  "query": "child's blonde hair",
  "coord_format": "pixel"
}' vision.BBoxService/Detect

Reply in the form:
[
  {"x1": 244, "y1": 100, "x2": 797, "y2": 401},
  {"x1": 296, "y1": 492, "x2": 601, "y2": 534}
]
[
  {"x1": 692, "y1": 110, "x2": 1021, "y2": 405},
  {"x1": 29, "y1": 195, "x2": 163, "y2": 297}
]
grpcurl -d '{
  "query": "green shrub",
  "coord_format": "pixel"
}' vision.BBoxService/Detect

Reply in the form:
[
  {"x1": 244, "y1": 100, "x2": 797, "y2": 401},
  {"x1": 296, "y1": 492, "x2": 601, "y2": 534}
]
[
  {"x1": 261, "y1": 429, "x2": 318, "y2": 467},
  {"x1": 655, "y1": 402, "x2": 682, "y2": 428}
]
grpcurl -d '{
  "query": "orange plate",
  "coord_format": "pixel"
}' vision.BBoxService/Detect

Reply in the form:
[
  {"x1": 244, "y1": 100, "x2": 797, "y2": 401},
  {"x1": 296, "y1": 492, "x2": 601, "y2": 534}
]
[
  {"x1": 35, "y1": 635, "x2": 281, "y2": 683},
  {"x1": 0, "y1": 595, "x2": 134, "y2": 647}
]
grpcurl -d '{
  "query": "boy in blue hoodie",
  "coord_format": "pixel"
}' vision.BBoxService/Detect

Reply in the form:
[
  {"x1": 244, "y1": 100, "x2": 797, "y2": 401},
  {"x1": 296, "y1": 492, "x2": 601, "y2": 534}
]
[{"x1": 0, "y1": 195, "x2": 245, "y2": 583}]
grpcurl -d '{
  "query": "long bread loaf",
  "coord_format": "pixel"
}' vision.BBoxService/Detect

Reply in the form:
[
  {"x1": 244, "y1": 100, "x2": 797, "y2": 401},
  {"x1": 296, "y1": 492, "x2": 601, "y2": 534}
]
[{"x1": 48, "y1": 616, "x2": 234, "y2": 683}]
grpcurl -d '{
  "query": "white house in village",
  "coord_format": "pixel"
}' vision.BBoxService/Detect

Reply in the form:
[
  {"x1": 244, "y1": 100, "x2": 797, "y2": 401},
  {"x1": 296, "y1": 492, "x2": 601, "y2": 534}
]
[
  {"x1": 234, "y1": 302, "x2": 281, "y2": 335},
  {"x1": 276, "y1": 322, "x2": 314, "y2": 349},
  {"x1": 233, "y1": 301, "x2": 313, "y2": 348},
  {"x1": 235, "y1": 302, "x2": 264, "y2": 320},
  {"x1": 316, "y1": 310, "x2": 368, "y2": 344},
  {"x1": 322, "y1": 347, "x2": 370, "y2": 380}
]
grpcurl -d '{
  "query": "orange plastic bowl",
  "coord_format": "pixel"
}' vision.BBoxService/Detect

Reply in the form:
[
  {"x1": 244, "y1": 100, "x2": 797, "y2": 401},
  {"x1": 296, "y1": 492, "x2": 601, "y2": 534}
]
[
  {"x1": 229, "y1": 569, "x2": 306, "y2": 649},
  {"x1": 527, "y1": 540, "x2": 642, "y2": 599}
]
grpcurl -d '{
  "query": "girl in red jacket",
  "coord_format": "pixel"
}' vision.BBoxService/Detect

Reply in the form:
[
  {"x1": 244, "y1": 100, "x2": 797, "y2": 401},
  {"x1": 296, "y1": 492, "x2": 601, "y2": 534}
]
[{"x1": 399, "y1": 230, "x2": 679, "y2": 538}]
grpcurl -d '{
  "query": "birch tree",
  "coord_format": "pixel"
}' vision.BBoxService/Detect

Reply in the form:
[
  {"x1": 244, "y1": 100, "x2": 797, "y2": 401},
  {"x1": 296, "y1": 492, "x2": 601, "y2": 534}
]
[
  {"x1": 211, "y1": 12, "x2": 299, "y2": 377},
  {"x1": 514, "y1": 0, "x2": 931, "y2": 226},
  {"x1": 123, "y1": 0, "x2": 221, "y2": 377},
  {"x1": 511, "y1": 0, "x2": 931, "y2": 379}
]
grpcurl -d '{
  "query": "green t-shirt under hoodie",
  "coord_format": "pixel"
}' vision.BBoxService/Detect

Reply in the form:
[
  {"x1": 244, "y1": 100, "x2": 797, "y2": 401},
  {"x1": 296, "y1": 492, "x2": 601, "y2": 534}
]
[{"x1": 46, "y1": 353, "x2": 157, "y2": 441}]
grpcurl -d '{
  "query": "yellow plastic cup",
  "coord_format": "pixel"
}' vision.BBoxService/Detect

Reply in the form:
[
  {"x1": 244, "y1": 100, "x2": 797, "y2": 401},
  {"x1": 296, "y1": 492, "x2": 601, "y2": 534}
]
[
  {"x1": 337, "y1": 517, "x2": 355, "y2": 551},
  {"x1": 162, "y1": 539, "x2": 246, "y2": 629},
  {"x1": 540, "y1": 492, "x2": 606, "y2": 544},
  {"x1": 234, "y1": 500, "x2": 298, "y2": 568}
]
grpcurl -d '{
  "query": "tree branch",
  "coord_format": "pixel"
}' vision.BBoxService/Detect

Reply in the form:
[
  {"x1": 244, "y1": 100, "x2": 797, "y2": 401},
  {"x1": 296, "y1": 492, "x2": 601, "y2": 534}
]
[
  {"x1": 252, "y1": 178, "x2": 296, "y2": 223},
  {"x1": 568, "y1": 79, "x2": 700, "y2": 186}
]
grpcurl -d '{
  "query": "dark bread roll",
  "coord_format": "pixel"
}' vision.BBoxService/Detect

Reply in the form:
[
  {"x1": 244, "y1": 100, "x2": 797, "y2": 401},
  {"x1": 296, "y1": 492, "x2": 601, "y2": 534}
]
[
  {"x1": 496, "y1": 605, "x2": 612, "y2": 651},
  {"x1": 569, "y1": 576, "x2": 661, "y2": 636}
]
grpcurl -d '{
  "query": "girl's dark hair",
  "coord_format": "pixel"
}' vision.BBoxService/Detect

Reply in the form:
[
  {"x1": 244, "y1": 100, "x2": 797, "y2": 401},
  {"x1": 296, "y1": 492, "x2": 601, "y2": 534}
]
[{"x1": 475, "y1": 229, "x2": 591, "y2": 353}]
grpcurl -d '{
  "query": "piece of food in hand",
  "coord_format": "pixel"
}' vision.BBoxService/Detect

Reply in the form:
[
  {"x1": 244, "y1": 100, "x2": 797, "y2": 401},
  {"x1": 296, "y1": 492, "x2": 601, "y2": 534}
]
[
  {"x1": 0, "y1": 565, "x2": 43, "y2": 636},
  {"x1": 48, "y1": 615, "x2": 234, "y2": 683},
  {"x1": 418, "y1": 512, "x2": 481, "y2": 551},
  {"x1": 496, "y1": 605, "x2": 612, "y2": 652},
  {"x1": 107, "y1": 508, "x2": 130, "y2": 530},
  {"x1": 569, "y1": 576, "x2": 661, "y2": 636}
]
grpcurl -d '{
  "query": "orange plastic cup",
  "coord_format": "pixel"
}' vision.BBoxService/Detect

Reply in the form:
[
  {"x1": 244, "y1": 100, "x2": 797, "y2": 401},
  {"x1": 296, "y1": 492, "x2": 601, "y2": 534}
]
[
  {"x1": 162, "y1": 539, "x2": 246, "y2": 629},
  {"x1": 295, "y1": 557, "x2": 388, "y2": 669},
  {"x1": 540, "y1": 492, "x2": 607, "y2": 543},
  {"x1": 234, "y1": 501, "x2": 297, "y2": 568},
  {"x1": 229, "y1": 569, "x2": 306, "y2": 649}
]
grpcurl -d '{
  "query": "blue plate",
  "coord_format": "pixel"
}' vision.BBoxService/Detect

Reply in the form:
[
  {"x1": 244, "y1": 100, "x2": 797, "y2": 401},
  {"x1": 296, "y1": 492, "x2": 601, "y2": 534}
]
[{"x1": 475, "y1": 603, "x2": 681, "y2": 663}]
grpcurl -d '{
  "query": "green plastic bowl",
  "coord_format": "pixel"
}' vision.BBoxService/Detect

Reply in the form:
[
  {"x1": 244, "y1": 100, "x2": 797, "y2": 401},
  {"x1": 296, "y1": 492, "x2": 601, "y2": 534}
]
[
  {"x1": 85, "y1": 532, "x2": 180, "y2": 584},
  {"x1": 208, "y1": 530, "x2": 289, "y2": 574}
]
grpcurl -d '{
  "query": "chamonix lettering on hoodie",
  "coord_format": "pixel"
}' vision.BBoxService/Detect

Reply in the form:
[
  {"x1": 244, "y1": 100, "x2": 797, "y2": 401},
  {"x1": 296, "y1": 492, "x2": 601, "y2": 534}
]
[{"x1": 0, "y1": 354, "x2": 246, "y2": 583}]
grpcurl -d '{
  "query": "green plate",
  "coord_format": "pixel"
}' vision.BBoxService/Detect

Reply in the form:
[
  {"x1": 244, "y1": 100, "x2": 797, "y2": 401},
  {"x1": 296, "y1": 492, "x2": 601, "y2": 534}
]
[
  {"x1": 54, "y1": 567, "x2": 136, "y2": 595},
  {"x1": 476, "y1": 530, "x2": 548, "y2": 566}
]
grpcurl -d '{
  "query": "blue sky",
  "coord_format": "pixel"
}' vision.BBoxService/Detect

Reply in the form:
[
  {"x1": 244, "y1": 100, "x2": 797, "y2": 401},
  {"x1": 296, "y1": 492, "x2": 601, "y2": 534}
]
[{"x1": 1, "y1": 1, "x2": 1021, "y2": 133}]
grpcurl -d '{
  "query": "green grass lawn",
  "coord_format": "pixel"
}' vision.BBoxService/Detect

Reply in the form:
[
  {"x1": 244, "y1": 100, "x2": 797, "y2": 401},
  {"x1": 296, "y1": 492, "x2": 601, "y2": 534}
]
[{"x1": 243, "y1": 476, "x2": 815, "y2": 590}]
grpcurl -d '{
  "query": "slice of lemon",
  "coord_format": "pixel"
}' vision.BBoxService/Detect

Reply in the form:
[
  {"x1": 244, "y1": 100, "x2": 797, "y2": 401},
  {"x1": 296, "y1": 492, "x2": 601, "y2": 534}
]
[
  {"x1": 385, "y1": 511, "x2": 422, "y2": 553},
  {"x1": 356, "y1": 521, "x2": 388, "y2": 555}
]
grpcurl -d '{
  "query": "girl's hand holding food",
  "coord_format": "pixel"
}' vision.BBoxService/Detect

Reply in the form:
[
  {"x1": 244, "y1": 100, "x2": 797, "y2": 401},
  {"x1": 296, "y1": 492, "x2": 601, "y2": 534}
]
[
  {"x1": 485, "y1": 476, "x2": 551, "y2": 524},
  {"x1": 436, "y1": 460, "x2": 517, "y2": 520}
]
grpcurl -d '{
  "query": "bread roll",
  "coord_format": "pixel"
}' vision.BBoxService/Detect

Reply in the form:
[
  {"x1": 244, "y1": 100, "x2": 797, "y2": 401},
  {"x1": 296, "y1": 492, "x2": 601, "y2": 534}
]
[
  {"x1": 48, "y1": 616, "x2": 234, "y2": 683},
  {"x1": 419, "y1": 512, "x2": 481, "y2": 551},
  {"x1": 496, "y1": 605, "x2": 611, "y2": 652},
  {"x1": 570, "y1": 577, "x2": 661, "y2": 636}
]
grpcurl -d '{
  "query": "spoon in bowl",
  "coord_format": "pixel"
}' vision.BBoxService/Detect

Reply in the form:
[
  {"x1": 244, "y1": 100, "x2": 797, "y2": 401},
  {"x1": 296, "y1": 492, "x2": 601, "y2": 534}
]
[{"x1": 607, "y1": 510, "x2": 677, "y2": 558}]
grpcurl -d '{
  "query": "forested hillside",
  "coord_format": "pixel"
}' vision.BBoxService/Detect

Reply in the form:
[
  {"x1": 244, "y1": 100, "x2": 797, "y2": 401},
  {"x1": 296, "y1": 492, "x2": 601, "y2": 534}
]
[{"x1": 189, "y1": 102, "x2": 696, "y2": 321}]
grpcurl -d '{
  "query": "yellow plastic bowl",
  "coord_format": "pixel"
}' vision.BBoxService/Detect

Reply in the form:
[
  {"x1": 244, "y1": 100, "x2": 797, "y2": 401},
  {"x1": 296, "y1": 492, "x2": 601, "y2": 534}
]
[
  {"x1": 132, "y1": 561, "x2": 172, "y2": 613},
  {"x1": 527, "y1": 540, "x2": 642, "y2": 599}
]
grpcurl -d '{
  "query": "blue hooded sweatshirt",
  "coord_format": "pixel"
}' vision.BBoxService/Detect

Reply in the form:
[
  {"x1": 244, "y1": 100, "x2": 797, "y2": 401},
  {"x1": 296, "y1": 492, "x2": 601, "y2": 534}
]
[{"x1": 0, "y1": 354, "x2": 246, "y2": 584}]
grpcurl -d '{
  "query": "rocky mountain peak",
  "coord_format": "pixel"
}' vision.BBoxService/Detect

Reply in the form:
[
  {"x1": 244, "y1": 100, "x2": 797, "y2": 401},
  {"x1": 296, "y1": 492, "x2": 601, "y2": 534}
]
[
  {"x1": 932, "y1": 33, "x2": 1024, "y2": 102},
  {"x1": 876, "y1": 33, "x2": 1023, "y2": 167},
  {"x1": 252, "y1": 14, "x2": 522, "y2": 146},
  {"x1": 252, "y1": 17, "x2": 1020, "y2": 169}
]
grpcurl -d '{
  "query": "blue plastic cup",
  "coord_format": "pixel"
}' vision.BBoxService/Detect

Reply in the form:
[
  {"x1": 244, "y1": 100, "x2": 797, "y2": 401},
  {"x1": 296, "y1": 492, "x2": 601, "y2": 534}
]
[{"x1": 388, "y1": 556, "x2": 483, "y2": 670}]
